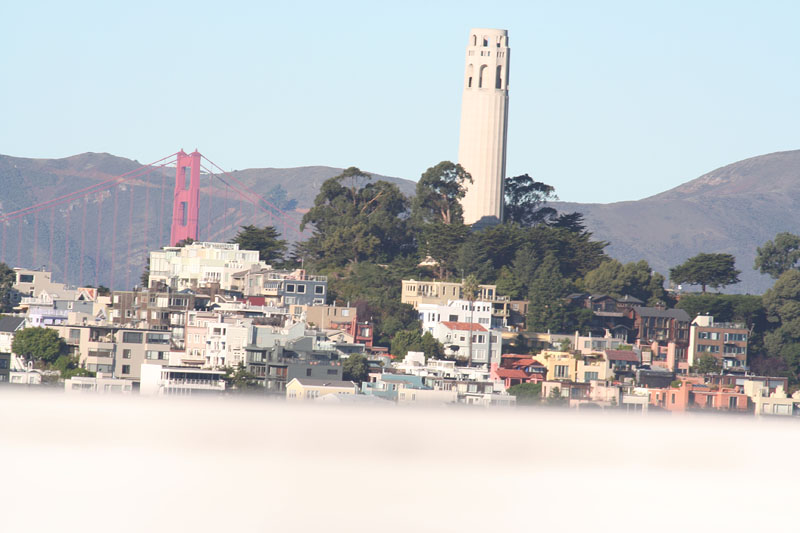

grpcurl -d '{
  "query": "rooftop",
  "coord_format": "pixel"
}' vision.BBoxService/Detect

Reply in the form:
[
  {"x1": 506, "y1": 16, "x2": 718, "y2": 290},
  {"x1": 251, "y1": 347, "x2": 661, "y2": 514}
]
[{"x1": 440, "y1": 321, "x2": 488, "y2": 332}]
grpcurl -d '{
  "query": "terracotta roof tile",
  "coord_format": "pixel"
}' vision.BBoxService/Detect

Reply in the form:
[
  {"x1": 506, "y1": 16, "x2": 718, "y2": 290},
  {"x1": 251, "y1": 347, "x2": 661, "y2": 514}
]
[{"x1": 440, "y1": 321, "x2": 487, "y2": 332}]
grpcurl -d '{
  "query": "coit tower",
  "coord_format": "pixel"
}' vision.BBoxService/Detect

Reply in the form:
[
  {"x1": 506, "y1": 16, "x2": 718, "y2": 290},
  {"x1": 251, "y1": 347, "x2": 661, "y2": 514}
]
[{"x1": 457, "y1": 28, "x2": 510, "y2": 226}]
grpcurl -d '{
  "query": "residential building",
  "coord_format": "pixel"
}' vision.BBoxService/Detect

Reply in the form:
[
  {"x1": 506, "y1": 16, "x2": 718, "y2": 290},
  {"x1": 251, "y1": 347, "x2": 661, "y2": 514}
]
[
  {"x1": 286, "y1": 378, "x2": 357, "y2": 400},
  {"x1": 140, "y1": 364, "x2": 226, "y2": 396},
  {"x1": 0, "y1": 352, "x2": 9, "y2": 384},
  {"x1": 432, "y1": 321, "x2": 502, "y2": 366},
  {"x1": 50, "y1": 324, "x2": 173, "y2": 380},
  {"x1": 419, "y1": 299, "x2": 494, "y2": 333},
  {"x1": 245, "y1": 324, "x2": 344, "y2": 395},
  {"x1": 688, "y1": 315, "x2": 748, "y2": 370},
  {"x1": 401, "y1": 279, "x2": 515, "y2": 328},
  {"x1": 65, "y1": 373, "x2": 134, "y2": 394},
  {"x1": 0, "y1": 316, "x2": 25, "y2": 354},
  {"x1": 631, "y1": 307, "x2": 690, "y2": 370},
  {"x1": 231, "y1": 266, "x2": 327, "y2": 305},
  {"x1": 532, "y1": 350, "x2": 612, "y2": 384},
  {"x1": 148, "y1": 242, "x2": 265, "y2": 291}
]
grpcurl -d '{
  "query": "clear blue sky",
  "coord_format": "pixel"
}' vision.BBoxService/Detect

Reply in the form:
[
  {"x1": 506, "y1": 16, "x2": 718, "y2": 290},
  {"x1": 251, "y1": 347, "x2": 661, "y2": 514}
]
[{"x1": 2, "y1": 0, "x2": 798, "y2": 203}]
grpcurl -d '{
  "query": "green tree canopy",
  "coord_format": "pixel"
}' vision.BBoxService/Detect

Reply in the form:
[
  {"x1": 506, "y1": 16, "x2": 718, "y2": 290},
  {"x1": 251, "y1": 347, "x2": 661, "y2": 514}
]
[
  {"x1": 342, "y1": 353, "x2": 370, "y2": 383},
  {"x1": 0, "y1": 262, "x2": 17, "y2": 312},
  {"x1": 299, "y1": 167, "x2": 411, "y2": 270},
  {"x1": 12, "y1": 327, "x2": 65, "y2": 364},
  {"x1": 390, "y1": 329, "x2": 444, "y2": 361},
  {"x1": 527, "y1": 253, "x2": 571, "y2": 333},
  {"x1": 669, "y1": 253, "x2": 741, "y2": 293},
  {"x1": 503, "y1": 174, "x2": 557, "y2": 226},
  {"x1": 230, "y1": 225, "x2": 288, "y2": 265},
  {"x1": 762, "y1": 270, "x2": 800, "y2": 382},
  {"x1": 507, "y1": 382, "x2": 542, "y2": 405},
  {"x1": 582, "y1": 259, "x2": 666, "y2": 304},
  {"x1": 692, "y1": 354, "x2": 721, "y2": 374},
  {"x1": 755, "y1": 232, "x2": 800, "y2": 279},
  {"x1": 412, "y1": 161, "x2": 471, "y2": 226}
]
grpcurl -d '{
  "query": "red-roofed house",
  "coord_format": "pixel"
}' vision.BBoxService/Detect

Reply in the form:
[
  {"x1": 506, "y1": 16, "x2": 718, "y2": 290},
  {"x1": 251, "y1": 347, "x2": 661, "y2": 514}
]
[{"x1": 433, "y1": 321, "x2": 501, "y2": 366}]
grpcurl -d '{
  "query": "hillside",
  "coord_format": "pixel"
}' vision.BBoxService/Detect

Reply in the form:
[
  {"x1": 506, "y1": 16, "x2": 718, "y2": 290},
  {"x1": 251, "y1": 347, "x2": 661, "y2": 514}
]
[
  {"x1": 553, "y1": 150, "x2": 800, "y2": 294},
  {"x1": 0, "y1": 152, "x2": 415, "y2": 290}
]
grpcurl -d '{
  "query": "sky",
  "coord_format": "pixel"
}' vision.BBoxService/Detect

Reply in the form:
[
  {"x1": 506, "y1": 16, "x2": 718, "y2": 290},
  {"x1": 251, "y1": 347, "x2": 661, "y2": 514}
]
[{"x1": 2, "y1": 0, "x2": 799, "y2": 203}]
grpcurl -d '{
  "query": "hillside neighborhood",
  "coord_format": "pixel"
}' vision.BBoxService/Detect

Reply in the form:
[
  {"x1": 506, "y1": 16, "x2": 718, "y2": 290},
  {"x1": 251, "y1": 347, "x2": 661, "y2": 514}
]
[{"x1": 1, "y1": 233, "x2": 796, "y2": 417}]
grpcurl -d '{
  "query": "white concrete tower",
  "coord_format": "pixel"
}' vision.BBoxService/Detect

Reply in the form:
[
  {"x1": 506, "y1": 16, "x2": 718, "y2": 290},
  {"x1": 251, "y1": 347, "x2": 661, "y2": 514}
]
[{"x1": 458, "y1": 28, "x2": 510, "y2": 226}]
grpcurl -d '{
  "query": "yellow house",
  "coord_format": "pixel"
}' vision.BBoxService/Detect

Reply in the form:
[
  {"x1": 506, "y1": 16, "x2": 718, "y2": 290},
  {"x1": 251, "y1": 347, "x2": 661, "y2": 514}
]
[
  {"x1": 286, "y1": 378, "x2": 358, "y2": 400},
  {"x1": 533, "y1": 350, "x2": 611, "y2": 383}
]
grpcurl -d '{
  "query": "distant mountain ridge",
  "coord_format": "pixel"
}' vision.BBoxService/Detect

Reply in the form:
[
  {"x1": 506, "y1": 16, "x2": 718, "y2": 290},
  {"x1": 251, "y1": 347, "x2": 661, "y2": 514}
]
[
  {"x1": 2, "y1": 149, "x2": 798, "y2": 293},
  {"x1": 0, "y1": 152, "x2": 416, "y2": 289},
  {"x1": 553, "y1": 149, "x2": 800, "y2": 294}
]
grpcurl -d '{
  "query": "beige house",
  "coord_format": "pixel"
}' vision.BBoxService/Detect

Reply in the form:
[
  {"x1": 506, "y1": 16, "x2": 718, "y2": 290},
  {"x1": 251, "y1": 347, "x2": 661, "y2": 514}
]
[
  {"x1": 286, "y1": 378, "x2": 357, "y2": 400},
  {"x1": 533, "y1": 350, "x2": 612, "y2": 383}
]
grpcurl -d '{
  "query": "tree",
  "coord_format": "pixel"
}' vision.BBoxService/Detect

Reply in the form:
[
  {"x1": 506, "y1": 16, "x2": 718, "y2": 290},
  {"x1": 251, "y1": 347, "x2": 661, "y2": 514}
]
[
  {"x1": 412, "y1": 161, "x2": 471, "y2": 226},
  {"x1": 390, "y1": 329, "x2": 444, "y2": 361},
  {"x1": 0, "y1": 262, "x2": 17, "y2": 312},
  {"x1": 419, "y1": 220, "x2": 469, "y2": 279},
  {"x1": 12, "y1": 327, "x2": 65, "y2": 364},
  {"x1": 761, "y1": 270, "x2": 800, "y2": 381},
  {"x1": 669, "y1": 253, "x2": 741, "y2": 293},
  {"x1": 223, "y1": 364, "x2": 261, "y2": 392},
  {"x1": 230, "y1": 225, "x2": 288, "y2": 265},
  {"x1": 462, "y1": 274, "x2": 480, "y2": 365},
  {"x1": 342, "y1": 353, "x2": 370, "y2": 383},
  {"x1": 527, "y1": 253, "x2": 571, "y2": 333},
  {"x1": 507, "y1": 382, "x2": 542, "y2": 405},
  {"x1": 503, "y1": 174, "x2": 557, "y2": 226},
  {"x1": 300, "y1": 168, "x2": 411, "y2": 269},
  {"x1": 755, "y1": 232, "x2": 800, "y2": 279},
  {"x1": 692, "y1": 354, "x2": 721, "y2": 374},
  {"x1": 52, "y1": 355, "x2": 93, "y2": 379},
  {"x1": 582, "y1": 259, "x2": 666, "y2": 304}
]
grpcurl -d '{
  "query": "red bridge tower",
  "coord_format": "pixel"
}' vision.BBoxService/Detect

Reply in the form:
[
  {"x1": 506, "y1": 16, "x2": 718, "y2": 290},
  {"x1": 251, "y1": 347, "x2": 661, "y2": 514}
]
[{"x1": 169, "y1": 150, "x2": 202, "y2": 246}]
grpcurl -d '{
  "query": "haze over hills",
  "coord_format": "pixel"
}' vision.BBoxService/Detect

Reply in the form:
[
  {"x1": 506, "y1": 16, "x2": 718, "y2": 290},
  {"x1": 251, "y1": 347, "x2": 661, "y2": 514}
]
[
  {"x1": 554, "y1": 149, "x2": 800, "y2": 294},
  {"x1": 1, "y1": 149, "x2": 798, "y2": 293},
  {"x1": 0, "y1": 152, "x2": 413, "y2": 289}
]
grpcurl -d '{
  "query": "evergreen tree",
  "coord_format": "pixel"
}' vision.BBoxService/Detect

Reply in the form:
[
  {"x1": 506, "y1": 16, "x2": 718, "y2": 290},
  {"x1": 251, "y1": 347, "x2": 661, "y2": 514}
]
[{"x1": 527, "y1": 253, "x2": 571, "y2": 333}]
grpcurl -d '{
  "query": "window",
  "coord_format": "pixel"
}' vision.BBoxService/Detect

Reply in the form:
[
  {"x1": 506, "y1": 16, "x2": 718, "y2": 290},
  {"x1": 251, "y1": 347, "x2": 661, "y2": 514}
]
[
  {"x1": 122, "y1": 349, "x2": 131, "y2": 359},
  {"x1": 285, "y1": 284, "x2": 295, "y2": 293},
  {"x1": 327, "y1": 369, "x2": 337, "y2": 375},
  {"x1": 342, "y1": 309, "x2": 350, "y2": 317},
  {"x1": 145, "y1": 351, "x2": 166, "y2": 360},
  {"x1": 584, "y1": 372, "x2": 599, "y2": 383},
  {"x1": 555, "y1": 365, "x2": 569, "y2": 379},
  {"x1": 69, "y1": 329, "x2": 81, "y2": 341},
  {"x1": 296, "y1": 285, "x2": 306, "y2": 294},
  {"x1": 671, "y1": 393, "x2": 676, "y2": 404},
  {"x1": 122, "y1": 365, "x2": 131, "y2": 375},
  {"x1": 728, "y1": 396, "x2": 737, "y2": 409},
  {"x1": 306, "y1": 368, "x2": 312, "y2": 377},
  {"x1": 315, "y1": 285, "x2": 324, "y2": 295},
  {"x1": 146, "y1": 333, "x2": 170, "y2": 344},
  {"x1": 19, "y1": 274, "x2": 34, "y2": 283},
  {"x1": 725, "y1": 333, "x2": 747, "y2": 342},
  {"x1": 122, "y1": 332, "x2": 143, "y2": 344}
]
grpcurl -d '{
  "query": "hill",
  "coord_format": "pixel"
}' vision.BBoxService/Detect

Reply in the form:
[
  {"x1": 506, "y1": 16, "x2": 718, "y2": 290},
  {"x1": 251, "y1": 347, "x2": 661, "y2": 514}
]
[
  {"x1": 0, "y1": 152, "x2": 416, "y2": 289},
  {"x1": 553, "y1": 150, "x2": 800, "y2": 294}
]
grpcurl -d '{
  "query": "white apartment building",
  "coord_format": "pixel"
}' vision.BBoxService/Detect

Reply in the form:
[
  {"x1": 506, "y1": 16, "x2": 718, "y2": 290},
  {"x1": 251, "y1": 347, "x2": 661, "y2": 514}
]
[
  {"x1": 140, "y1": 364, "x2": 226, "y2": 396},
  {"x1": 148, "y1": 242, "x2": 265, "y2": 291},
  {"x1": 419, "y1": 299, "x2": 493, "y2": 334},
  {"x1": 432, "y1": 321, "x2": 502, "y2": 366}
]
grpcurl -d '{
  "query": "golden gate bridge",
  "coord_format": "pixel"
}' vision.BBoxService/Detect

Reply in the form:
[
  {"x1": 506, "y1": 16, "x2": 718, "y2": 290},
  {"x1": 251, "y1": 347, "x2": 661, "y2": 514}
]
[{"x1": 0, "y1": 150, "x2": 304, "y2": 290}]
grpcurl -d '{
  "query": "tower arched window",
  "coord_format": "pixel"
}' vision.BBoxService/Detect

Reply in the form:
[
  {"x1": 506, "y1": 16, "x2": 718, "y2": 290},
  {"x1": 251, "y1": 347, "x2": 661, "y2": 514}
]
[
  {"x1": 478, "y1": 64, "x2": 487, "y2": 88},
  {"x1": 495, "y1": 65, "x2": 503, "y2": 89},
  {"x1": 472, "y1": 34, "x2": 477, "y2": 46},
  {"x1": 467, "y1": 64, "x2": 474, "y2": 88},
  {"x1": 482, "y1": 36, "x2": 488, "y2": 46}
]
